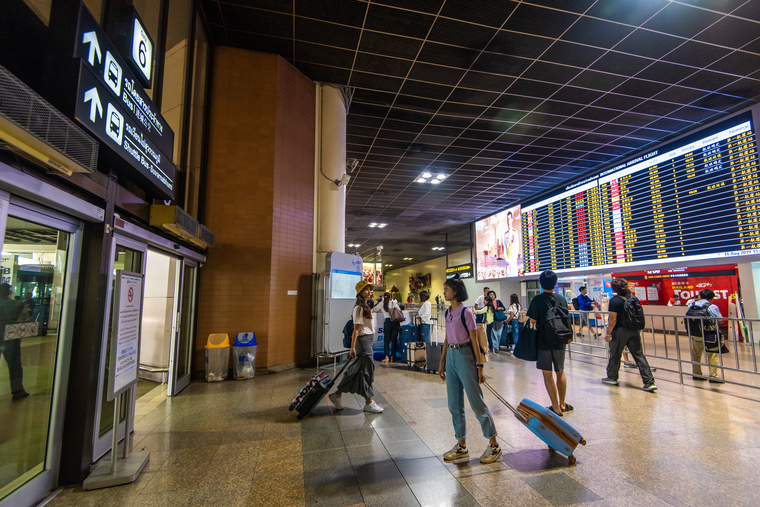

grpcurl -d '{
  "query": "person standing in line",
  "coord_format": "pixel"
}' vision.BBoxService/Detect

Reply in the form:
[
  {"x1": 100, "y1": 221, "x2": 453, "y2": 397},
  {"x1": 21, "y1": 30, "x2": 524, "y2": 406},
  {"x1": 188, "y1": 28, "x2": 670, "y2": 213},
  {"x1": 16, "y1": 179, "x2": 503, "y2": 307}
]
[
  {"x1": 373, "y1": 292, "x2": 402, "y2": 363},
  {"x1": 686, "y1": 289, "x2": 725, "y2": 384},
  {"x1": 417, "y1": 290, "x2": 433, "y2": 343},
  {"x1": 474, "y1": 286, "x2": 489, "y2": 310},
  {"x1": 506, "y1": 293, "x2": 523, "y2": 352},
  {"x1": 473, "y1": 295, "x2": 494, "y2": 362},
  {"x1": 527, "y1": 271, "x2": 573, "y2": 416},
  {"x1": 601, "y1": 278, "x2": 657, "y2": 392},
  {"x1": 329, "y1": 280, "x2": 384, "y2": 413},
  {"x1": 439, "y1": 275, "x2": 501, "y2": 464},
  {"x1": 487, "y1": 290, "x2": 506, "y2": 354},
  {"x1": 576, "y1": 286, "x2": 600, "y2": 337},
  {"x1": 0, "y1": 283, "x2": 28, "y2": 400}
]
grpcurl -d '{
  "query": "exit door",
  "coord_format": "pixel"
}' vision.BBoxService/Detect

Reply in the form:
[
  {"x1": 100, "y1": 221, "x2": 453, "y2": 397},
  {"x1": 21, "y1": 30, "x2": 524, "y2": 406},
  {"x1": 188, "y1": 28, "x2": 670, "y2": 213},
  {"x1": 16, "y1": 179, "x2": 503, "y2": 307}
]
[{"x1": 168, "y1": 260, "x2": 197, "y2": 396}]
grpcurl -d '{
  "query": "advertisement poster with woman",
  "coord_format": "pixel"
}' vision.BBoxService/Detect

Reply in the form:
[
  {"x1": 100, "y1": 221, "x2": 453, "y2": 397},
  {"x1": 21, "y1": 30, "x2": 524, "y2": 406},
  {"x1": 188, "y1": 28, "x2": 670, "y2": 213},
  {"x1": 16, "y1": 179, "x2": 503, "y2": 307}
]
[{"x1": 475, "y1": 205, "x2": 523, "y2": 280}]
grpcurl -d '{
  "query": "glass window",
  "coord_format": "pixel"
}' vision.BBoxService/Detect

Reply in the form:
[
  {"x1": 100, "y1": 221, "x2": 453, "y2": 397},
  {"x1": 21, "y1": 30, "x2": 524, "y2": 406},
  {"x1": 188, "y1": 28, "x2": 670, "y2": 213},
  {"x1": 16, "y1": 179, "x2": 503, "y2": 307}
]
[
  {"x1": 161, "y1": 0, "x2": 192, "y2": 172},
  {"x1": 131, "y1": 0, "x2": 161, "y2": 100},
  {"x1": 97, "y1": 246, "x2": 143, "y2": 439},
  {"x1": 0, "y1": 217, "x2": 69, "y2": 499},
  {"x1": 184, "y1": 12, "x2": 209, "y2": 218}
]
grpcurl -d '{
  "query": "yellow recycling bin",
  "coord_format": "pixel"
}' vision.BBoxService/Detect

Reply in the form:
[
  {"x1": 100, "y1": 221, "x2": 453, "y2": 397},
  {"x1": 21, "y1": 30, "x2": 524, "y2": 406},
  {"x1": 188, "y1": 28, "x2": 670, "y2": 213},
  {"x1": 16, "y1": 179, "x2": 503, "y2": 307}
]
[{"x1": 205, "y1": 333, "x2": 230, "y2": 382}]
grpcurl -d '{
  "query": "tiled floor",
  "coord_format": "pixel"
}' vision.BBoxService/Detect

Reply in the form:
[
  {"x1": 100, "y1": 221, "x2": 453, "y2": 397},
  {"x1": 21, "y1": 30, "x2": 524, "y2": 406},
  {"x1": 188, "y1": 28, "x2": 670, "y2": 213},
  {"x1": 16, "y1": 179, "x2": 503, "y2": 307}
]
[{"x1": 47, "y1": 350, "x2": 760, "y2": 506}]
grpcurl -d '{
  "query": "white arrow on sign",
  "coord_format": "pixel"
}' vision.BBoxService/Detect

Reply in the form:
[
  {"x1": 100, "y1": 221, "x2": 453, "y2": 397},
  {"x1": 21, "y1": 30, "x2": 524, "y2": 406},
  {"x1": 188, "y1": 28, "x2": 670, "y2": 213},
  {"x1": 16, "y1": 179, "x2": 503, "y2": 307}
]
[
  {"x1": 82, "y1": 31, "x2": 101, "y2": 66},
  {"x1": 84, "y1": 87, "x2": 102, "y2": 122}
]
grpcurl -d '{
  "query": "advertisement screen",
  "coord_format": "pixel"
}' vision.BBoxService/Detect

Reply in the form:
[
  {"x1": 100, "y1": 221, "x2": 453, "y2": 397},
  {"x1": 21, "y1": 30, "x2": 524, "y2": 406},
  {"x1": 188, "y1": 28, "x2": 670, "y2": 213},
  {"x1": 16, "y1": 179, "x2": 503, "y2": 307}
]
[
  {"x1": 331, "y1": 270, "x2": 362, "y2": 299},
  {"x1": 475, "y1": 204, "x2": 523, "y2": 280}
]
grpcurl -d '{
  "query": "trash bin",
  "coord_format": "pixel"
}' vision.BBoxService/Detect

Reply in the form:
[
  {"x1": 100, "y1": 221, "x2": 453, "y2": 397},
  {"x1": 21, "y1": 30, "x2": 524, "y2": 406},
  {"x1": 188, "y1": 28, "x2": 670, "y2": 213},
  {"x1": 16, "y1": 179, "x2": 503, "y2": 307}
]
[
  {"x1": 233, "y1": 332, "x2": 257, "y2": 380},
  {"x1": 205, "y1": 333, "x2": 230, "y2": 382}
]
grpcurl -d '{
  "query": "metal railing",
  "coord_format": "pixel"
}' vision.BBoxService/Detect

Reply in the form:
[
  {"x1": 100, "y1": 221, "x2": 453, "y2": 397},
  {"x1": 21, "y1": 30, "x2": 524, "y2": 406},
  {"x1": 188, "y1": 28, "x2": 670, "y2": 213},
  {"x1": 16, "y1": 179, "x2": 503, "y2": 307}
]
[{"x1": 568, "y1": 310, "x2": 760, "y2": 390}]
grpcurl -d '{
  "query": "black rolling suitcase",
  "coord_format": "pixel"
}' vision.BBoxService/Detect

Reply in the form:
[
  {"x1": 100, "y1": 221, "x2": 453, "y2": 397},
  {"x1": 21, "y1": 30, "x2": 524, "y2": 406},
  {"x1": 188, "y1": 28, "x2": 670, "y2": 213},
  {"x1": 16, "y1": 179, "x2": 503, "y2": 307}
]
[
  {"x1": 426, "y1": 342, "x2": 443, "y2": 373},
  {"x1": 289, "y1": 359, "x2": 351, "y2": 420}
]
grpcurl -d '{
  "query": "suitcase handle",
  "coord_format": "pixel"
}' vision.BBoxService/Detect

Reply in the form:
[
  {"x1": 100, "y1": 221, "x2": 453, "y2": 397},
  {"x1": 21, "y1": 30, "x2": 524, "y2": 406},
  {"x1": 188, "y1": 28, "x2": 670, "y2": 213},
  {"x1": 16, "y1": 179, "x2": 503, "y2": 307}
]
[{"x1": 483, "y1": 382, "x2": 529, "y2": 425}]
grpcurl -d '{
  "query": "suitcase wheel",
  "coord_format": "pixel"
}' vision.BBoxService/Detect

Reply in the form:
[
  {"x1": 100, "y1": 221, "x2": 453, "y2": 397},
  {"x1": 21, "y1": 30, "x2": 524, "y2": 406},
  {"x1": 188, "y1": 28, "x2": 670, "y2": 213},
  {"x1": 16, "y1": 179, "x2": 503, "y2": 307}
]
[
  {"x1": 288, "y1": 405, "x2": 294, "y2": 411},
  {"x1": 296, "y1": 414, "x2": 304, "y2": 421},
  {"x1": 568, "y1": 455, "x2": 576, "y2": 465},
  {"x1": 579, "y1": 438, "x2": 586, "y2": 446}
]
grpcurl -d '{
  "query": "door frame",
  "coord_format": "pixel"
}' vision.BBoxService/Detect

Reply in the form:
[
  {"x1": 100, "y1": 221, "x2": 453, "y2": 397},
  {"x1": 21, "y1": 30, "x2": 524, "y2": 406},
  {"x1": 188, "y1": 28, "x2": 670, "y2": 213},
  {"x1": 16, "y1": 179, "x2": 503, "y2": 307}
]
[
  {"x1": 0, "y1": 196, "x2": 84, "y2": 507},
  {"x1": 168, "y1": 259, "x2": 198, "y2": 396}
]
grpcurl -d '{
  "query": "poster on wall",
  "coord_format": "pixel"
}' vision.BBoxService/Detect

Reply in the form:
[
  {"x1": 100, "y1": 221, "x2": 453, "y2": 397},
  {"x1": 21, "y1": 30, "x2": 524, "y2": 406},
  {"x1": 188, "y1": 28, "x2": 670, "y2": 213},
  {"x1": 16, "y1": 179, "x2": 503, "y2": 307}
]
[
  {"x1": 475, "y1": 204, "x2": 523, "y2": 280},
  {"x1": 362, "y1": 263, "x2": 383, "y2": 285}
]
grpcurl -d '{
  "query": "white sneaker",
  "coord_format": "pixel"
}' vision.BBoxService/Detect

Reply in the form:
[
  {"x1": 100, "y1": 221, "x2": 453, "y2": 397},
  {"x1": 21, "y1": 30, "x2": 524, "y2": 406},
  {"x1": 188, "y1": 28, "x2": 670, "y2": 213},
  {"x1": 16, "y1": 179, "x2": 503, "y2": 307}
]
[
  {"x1": 443, "y1": 443, "x2": 469, "y2": 461},
  {"x1": 328, "y1": 392, "x2": 343, "y2": 410},
  {"x1": 480, "y1": 444, "x2": 502, "y2": 464},
  {"x1": 363, "y1": 400, "x2": 384, "y2": 413}
]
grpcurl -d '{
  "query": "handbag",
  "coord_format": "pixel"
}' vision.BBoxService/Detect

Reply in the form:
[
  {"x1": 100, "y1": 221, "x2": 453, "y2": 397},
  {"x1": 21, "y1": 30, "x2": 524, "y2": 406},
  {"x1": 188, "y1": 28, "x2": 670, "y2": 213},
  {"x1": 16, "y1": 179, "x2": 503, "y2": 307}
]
[
  {"x1": 390, "y1": 304, "x2": 405, "y2": 323},
  {"x1": 494, "y1": 309, "x2": 507, "y2": 321},
  {"x1": 513, "y1": 322, "x2": 538, "y2": 362}
]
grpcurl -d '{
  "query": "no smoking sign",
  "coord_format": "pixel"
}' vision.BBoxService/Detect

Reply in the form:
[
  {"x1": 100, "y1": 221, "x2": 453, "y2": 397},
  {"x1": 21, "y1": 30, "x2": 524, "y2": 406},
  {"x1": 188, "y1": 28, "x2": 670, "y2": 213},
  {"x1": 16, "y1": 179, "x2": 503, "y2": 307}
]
[{"x1": 128, "y1": 286, "x2": 134, "y2": 303}]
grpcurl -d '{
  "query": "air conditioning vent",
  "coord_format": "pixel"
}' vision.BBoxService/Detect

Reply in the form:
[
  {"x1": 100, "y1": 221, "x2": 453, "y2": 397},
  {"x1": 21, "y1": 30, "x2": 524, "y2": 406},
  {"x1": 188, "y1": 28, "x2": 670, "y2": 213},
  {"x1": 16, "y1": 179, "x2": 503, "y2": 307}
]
[
  {"x1": 149, "y1": 205, "x2": 198, "y2": 240},
  {"x1": 199, "y1": 225, "x2": 215, "y2": 247},
  {"x1": 0, "y1": 64, "x2": 98, "y2": 175}
]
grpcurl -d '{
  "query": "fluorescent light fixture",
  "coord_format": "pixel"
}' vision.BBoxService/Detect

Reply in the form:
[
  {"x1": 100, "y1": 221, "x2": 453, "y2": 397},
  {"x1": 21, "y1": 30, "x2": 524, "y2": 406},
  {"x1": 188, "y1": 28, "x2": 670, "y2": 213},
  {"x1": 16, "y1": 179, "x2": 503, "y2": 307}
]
[
  {"x1": 403, "y1": 257, "x2": 413, "y2": 260},
  {"x1": 369, "y1": 223, "x2": 378, "y2": 228},
  {"x1": 378, "y1": 223, "x2": 387, "y2": 228},
  {"x1": 436, "y1": 174, "x2": 446, "y2": 180},
  {"x1": 432, "y1": 247, "x2": 444, "y2": 250},
  {"x1": 422, "y1": 172, "x2": 432, "y2": 178},
  {"x1": 416, "y1": 178, "x2": 427, "y2": 183},
  {"x1": 431, "y1": 179, "x2": 440, "y2": 184},
  {"x1": 386, "y1": 264, "x2": 393, "y2": 267}
]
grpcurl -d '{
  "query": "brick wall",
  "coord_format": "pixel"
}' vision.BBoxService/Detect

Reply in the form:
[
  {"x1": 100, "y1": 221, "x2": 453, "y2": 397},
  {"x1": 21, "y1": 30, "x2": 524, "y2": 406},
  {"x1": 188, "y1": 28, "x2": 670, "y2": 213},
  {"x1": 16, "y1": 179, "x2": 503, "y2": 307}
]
[{"x1": 197, "y1": 47, "x2": 315, "y2": 373}]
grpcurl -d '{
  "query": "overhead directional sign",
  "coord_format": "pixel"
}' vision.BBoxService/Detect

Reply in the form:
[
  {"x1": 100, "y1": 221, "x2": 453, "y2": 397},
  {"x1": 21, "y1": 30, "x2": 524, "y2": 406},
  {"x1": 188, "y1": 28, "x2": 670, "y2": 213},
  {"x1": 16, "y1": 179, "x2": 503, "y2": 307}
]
[
  {"x1": 75, "y1": 63, "x2": 175, "y2": 198},
  {"x1": 73, "y1": 5, "x2": 173, "y2": 159},
  {"x1": 128, "y1": 11, "x2": 154, "y2": 87}
]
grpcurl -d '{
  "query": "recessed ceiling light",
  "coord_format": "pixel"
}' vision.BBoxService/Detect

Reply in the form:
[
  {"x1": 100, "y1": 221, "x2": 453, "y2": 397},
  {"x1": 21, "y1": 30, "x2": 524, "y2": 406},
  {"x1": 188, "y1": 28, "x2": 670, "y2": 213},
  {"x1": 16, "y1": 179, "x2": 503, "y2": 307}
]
[
  {"x1": 386, "y1": 264, "x2": 393, "y2": 267},
  {"x1": 378, "y1": 223, "x2": 387, "y2": 228},
  {"x1": 416, "y1": 178, "x2": 427, "y2": 183},
  {"x1": 422, "y1": 172, "x2": 432, "y2": 178},
  {"x1": 436, "y1": 174, "x2": 446, "y2": 180},
  {"x1": 403, "y1": 257, "x2": 413, "y2": 260},
  {"x1": 369, "y1": 223, "x2": 378, "y2": 228},
  {"x1": 431, "y1": 179, "x2": 440, "y2": 184}
]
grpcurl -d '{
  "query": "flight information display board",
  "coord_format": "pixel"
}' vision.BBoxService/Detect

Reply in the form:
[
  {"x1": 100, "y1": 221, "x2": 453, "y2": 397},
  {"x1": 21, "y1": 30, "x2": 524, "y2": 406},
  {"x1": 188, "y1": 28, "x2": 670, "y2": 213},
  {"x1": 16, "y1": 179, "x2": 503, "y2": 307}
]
[{"x1": 521, "y1": 111, "x2": 759, "y2": 275}]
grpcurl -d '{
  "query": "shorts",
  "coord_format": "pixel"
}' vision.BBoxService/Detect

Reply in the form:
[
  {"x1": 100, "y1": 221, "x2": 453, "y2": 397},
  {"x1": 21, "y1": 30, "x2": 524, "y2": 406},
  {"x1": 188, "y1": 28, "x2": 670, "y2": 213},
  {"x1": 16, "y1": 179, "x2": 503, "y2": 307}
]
[{"x1": 537, "y1": 348, "x2": 565, "y2": 372}]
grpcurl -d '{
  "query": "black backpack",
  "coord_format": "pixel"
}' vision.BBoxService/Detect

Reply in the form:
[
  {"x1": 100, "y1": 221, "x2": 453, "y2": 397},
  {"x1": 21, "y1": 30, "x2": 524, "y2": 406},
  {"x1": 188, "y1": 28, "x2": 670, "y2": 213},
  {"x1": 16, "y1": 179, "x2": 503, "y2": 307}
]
[
  {"x1": 685, "y1": 303, "x2": 717, "y2": 339},
  {"x1": 342, "y1": 318, "x2": 354, "y2": 348},
  {"x1": 544, "y1": 295, "x2": 573, "y2": 343},
  {"x1": 619, "y1": 294, "x2": 646, "y2": 330}
]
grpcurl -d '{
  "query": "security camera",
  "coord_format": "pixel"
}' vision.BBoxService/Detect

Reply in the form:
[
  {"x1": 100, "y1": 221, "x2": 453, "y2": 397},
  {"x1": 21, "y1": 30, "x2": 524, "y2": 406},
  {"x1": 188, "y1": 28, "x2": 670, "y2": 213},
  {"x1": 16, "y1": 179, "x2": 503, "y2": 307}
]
[
  {"x1": 334, "y1": 174, "x2": 351, "y2": 186},
  {"x1": 346, "y1": 159, "x2": 359, "y2": 173}
]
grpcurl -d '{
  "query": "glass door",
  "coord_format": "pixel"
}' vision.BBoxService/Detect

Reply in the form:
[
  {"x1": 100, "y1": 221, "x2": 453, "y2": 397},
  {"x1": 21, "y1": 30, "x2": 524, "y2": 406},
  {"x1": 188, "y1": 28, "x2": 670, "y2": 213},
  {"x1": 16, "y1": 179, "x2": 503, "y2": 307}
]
[
  {"x1": 168, "y1": 260, "x2": 197, "y2": 396},
  {"x1": 92, "y1": 235, "x2": 147, "y2": 460},
  {"x1": 0, "y1": 201, "x2": 81, "y2": 505}
]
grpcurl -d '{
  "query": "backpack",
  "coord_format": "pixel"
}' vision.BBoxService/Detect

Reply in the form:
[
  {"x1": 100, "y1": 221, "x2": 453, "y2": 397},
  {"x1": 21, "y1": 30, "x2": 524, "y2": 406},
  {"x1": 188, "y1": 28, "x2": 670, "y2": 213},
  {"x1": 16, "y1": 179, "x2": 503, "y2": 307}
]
[
  {"x1": 342, "y1": 319, "x2": 354, "y2": 348},
  {"x1": 544, "y1": 295, "x2": 573, "y2": 343},
  {"x1": 619, "y1": 294, "x2": 646, "y2": 330},
  {"x1": 685, "y1": 303, "x2": 718, "y2": 341},
  {"x1": 517, "y1": 308, "x2": 529, "y2": 324}
]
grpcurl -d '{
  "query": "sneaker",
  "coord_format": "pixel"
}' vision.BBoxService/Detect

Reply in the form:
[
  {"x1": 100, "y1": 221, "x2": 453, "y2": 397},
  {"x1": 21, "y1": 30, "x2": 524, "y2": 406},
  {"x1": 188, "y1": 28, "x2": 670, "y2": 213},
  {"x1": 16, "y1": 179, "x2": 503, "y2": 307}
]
[
  {"x1": 328, "y1": 392, "x2": 343, "y2": 410},
  {"x1": 480, "y1": 444, "x2": 502, "y2": 464},
  {"x1": 363, "y1": 401, "x2": 384, "y2": 413},
  {"x1": 601, "y1": 378, "x2": 619, "y2": 386},
  {"x1": 443, "y1": 443, "x2": 469, "y2": 461},
  {"x1": 709, "y1": 378, "x2": 725, "y2": 384},
  {"x1": 623, "y1": 362, "x2": 636, "y2": 368},
  {"x1": 643, "y1": 384, "x2": 658, "y2": 392},
  {"x1": 12, "y1": 390, "x2": 29, "y2": 400}
]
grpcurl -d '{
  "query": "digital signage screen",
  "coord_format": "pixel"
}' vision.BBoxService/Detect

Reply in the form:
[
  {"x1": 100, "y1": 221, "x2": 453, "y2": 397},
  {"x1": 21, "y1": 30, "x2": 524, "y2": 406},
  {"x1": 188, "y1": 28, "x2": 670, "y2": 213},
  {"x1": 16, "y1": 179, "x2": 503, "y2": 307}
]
[
  {"x1": 475, "y1": 204, "x2": 523, "y2": 280},
  {"x1": 331, "y1": 270, "x2": 363, "y2": 299},
  {"x1": 519, "y1": 110, "x2": 759, "y2": 275}
]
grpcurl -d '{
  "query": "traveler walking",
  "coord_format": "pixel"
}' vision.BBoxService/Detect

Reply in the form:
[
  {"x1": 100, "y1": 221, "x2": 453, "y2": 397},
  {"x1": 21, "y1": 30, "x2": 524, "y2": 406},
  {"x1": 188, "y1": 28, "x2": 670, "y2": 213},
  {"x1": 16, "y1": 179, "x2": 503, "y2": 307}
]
[
  {"x1": 439, "y1": 275, "x2": 501, "y2": 464},
  {"x1": 329, "y1": 280, "x2": 384, "y2": 413},
  {"x1": 0, "y1": 283, "x2": 28, "y2": 400},
  {"x1": 601, "y1": 278, "x2": 657, "y2": 392},
  {"x1": 373, "y1": 292, "x2": 402, "y2": 363},
  {"x1": 506, "y1": 293, "x2": 523, "y2": 352},
  {"x1": 526, "y1": 270, "x2": 573, "y2": 416},
  {"x1": 686, "y1": 289, "x2": 726, "y2": 383}
]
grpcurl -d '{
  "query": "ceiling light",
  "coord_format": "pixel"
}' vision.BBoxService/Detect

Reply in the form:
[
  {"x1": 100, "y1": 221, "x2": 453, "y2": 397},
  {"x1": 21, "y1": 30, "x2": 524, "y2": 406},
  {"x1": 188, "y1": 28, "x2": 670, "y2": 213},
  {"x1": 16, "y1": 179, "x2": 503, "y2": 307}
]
[
  {"x1": 378, "y1": 223, "x2": 387, "y2": 228},
  {"x1": 416, "y1": 178, "x2": 427, "y2": 183},
  {"x1": 431, "y1": 179, "x2": 440, "y2": 184},
  {"x1": 436, "y1": 174, "x2": 446, "y2": 180},
  {"x1": 403, "y1": 257, "x2": 413, "y2": 260},
  {"x1": 422, "y1": 172, "x2": 432, "y2": 178},
  {"x1": 385, "y1": 264, "x2": 393, "y2": 267},
  {"x1": 369, "y1": 223, "x2": 378, "y2": 228}
]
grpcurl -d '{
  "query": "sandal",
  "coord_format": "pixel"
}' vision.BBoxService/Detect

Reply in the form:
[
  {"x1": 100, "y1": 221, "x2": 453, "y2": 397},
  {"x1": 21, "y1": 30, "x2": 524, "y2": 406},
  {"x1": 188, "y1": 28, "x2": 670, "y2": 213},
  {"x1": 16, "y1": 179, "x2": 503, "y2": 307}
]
[
  {"x1": 381, "y1": 358, "x2": 389, "y2": 364},
  {"x1": 561, "y1": 404, "x2": 574, "y2": 412},
  {"x1": 546, "y1": 406, "x2": 564, "y2": 417}
]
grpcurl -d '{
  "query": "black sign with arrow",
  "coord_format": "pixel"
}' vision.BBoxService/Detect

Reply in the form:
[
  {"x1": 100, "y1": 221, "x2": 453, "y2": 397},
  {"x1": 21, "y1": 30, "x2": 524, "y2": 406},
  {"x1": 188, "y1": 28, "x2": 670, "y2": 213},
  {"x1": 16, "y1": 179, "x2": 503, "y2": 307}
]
[
  {"x1": 73, "y1": 5, "x2": 173, "y2": 159},
  {"x1": 75, "y1": 63, "x2": 176, "y2": 198}
]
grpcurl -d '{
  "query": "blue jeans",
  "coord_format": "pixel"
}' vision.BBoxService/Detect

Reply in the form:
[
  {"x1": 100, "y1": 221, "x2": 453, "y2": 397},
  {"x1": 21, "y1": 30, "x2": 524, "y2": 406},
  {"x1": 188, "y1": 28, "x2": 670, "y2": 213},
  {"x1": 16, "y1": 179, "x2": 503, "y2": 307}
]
[
  {"x1": 445, "y1": 346, "x2": 497, "y2": 441},
  {"x1": 490, "y1": 321, "x2": 504, "y2": 351},
  {"x1": 418, "y1": 323, "x2": 431, "y2": 343},
  {"x1": 512, "y1": 320, "x2": 523, "y2": 345}
]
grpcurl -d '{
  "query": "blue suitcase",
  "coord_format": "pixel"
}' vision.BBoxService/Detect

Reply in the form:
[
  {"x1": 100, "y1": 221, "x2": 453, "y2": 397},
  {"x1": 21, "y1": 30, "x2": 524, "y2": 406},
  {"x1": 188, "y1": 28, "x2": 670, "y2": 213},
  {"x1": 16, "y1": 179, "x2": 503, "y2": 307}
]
[
  {"x1": 484, "y1": 383, "x2": 586, "y2": 464},
  {"x1": 397, "y1": 325, "x2": 417, "y2": 359}
]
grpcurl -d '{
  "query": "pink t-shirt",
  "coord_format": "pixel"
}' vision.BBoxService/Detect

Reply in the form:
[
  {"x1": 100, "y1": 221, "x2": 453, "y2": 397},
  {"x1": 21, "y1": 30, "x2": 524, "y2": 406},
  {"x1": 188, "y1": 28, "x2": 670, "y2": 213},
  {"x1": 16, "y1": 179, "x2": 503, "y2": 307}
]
[{"x1": 445, "y1": 304, "x2": 477, "y2": 344}]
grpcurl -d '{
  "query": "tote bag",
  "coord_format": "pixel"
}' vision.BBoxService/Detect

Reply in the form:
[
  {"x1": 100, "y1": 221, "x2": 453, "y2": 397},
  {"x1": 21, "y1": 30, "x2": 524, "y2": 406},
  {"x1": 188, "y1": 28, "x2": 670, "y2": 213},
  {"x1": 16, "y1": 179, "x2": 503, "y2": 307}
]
[{"x1": 513, "y1": 322, "x2": 538, "y2": 362}]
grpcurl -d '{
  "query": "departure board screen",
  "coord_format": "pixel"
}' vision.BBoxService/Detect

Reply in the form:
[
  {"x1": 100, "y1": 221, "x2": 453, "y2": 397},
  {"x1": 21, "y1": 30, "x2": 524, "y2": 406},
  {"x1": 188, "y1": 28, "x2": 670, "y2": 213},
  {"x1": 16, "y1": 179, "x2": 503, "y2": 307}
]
[{"x1": 520, "y1": 111, "x2": 759, "y2": 275}]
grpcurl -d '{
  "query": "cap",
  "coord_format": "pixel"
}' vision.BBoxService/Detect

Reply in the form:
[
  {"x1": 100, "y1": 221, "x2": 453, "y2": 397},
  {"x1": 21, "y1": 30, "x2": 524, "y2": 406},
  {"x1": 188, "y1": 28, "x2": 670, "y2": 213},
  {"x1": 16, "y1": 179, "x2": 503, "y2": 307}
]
[{"x1": 355, "y1": 280, "x2": 370, "y2": 294}]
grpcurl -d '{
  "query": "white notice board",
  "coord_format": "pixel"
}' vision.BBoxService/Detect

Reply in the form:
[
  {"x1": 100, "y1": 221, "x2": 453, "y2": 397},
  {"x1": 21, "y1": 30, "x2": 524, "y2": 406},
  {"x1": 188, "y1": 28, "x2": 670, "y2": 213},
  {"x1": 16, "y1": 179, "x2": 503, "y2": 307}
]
[{"x1": 108, "y1": 270, "x2": 144, "y2": 400}]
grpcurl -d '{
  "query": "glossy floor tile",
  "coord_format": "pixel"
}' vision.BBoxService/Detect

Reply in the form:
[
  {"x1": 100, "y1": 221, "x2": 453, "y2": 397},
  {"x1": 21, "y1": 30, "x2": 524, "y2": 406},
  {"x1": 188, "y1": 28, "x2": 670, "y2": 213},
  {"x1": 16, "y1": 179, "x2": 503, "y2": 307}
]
[{"x1": 46, "y1": 349, "x2": 760, "y2": 506}]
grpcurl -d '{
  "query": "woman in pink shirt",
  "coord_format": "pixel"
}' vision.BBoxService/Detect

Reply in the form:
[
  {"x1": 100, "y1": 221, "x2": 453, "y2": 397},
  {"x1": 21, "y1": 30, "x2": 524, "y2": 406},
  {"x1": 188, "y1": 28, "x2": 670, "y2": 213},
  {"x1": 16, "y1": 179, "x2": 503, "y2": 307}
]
[{"x1": 439, "y1": 275, "x2": 501, "y2": 465}]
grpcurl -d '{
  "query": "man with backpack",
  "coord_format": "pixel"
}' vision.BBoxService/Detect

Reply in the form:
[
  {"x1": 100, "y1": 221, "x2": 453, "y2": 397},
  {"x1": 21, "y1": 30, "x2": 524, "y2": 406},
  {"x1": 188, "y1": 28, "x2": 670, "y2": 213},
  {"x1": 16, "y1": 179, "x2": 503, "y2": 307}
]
[
  {"x1": 686, "y1": 289, "x2": 725, "y2": 383},
  {"x1": 601, "y1": 278, "x2": 657, "y2": 392},
  {"x1": 527, "y1": 270, "x2": 574, "y2": 416}
]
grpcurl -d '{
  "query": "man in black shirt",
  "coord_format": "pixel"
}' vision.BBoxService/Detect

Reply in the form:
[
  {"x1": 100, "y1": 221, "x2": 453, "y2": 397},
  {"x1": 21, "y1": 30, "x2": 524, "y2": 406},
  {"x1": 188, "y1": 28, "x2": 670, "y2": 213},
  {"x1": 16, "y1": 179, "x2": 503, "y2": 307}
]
[
  {"x1": 0, "y1": 283, "x2": 28, "y2": 399},
  {"x1": 527, "y1": 270, "x2": 573, "y2": 416},
  {"x1": 602, "y1": 278, "x2": 656, "y2": 391}
]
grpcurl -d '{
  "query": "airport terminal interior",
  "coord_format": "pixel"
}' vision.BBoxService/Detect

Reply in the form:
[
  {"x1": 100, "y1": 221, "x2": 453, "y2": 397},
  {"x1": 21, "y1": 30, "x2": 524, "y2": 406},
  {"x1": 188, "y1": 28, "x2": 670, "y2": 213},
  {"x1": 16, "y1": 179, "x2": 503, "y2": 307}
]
[{"x1": 2, "y1": 0, "x2": 760, "y2": 506}]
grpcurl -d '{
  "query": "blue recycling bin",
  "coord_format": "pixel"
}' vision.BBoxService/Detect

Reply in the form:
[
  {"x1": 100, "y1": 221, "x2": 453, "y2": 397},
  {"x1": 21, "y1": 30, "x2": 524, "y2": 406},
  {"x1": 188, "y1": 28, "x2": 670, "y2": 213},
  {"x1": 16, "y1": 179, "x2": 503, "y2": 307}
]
[{"x1": 233, "y1": 332, "x2": 257, "y2": 380}]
